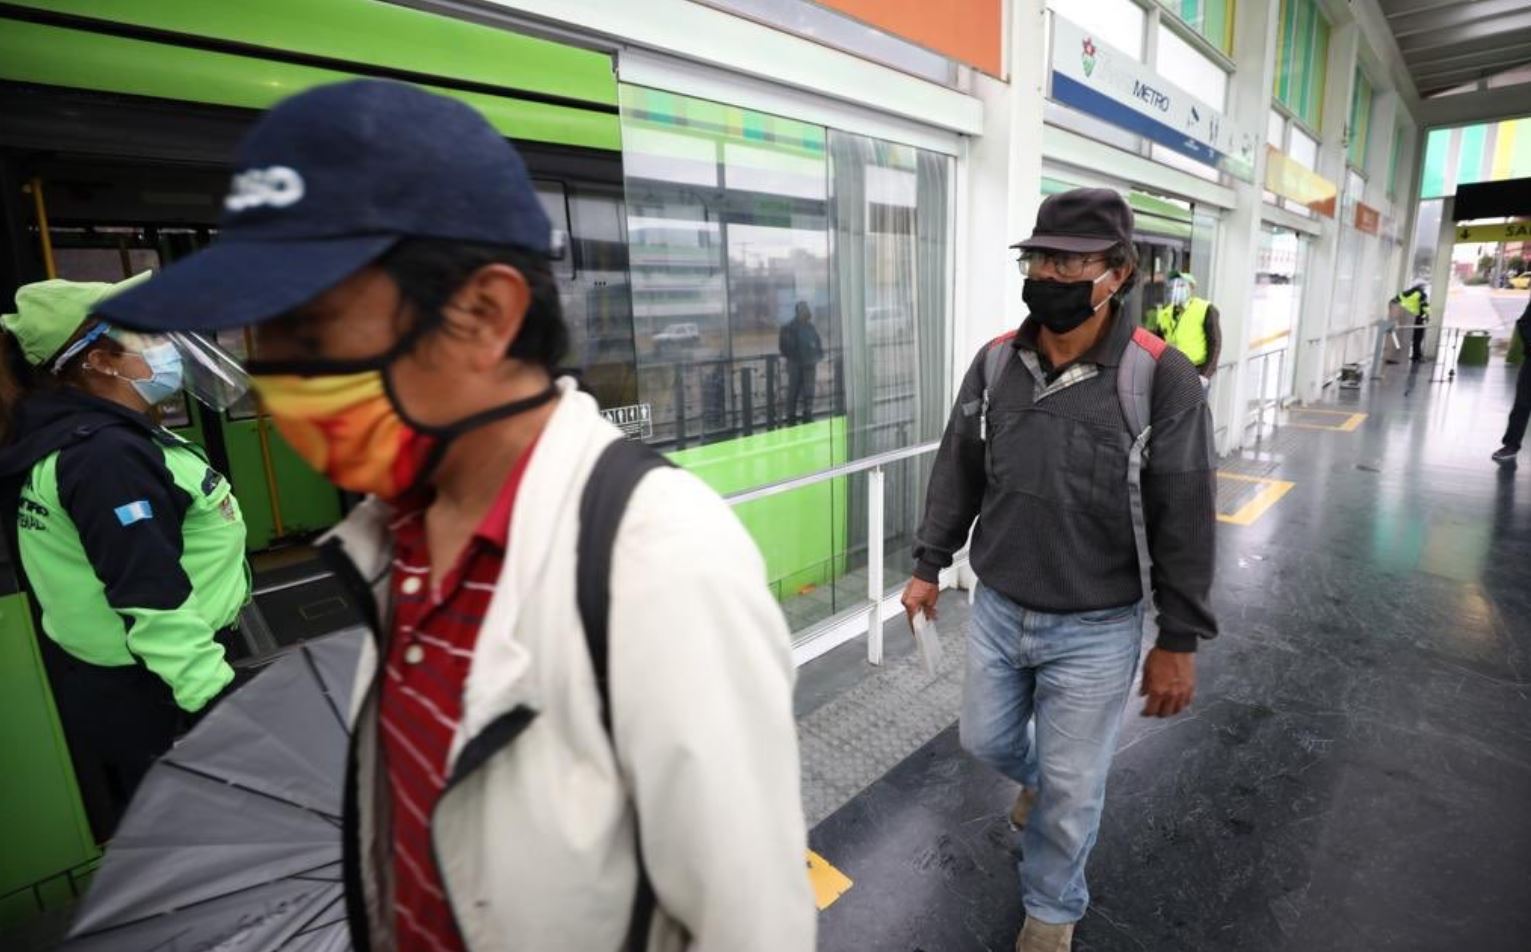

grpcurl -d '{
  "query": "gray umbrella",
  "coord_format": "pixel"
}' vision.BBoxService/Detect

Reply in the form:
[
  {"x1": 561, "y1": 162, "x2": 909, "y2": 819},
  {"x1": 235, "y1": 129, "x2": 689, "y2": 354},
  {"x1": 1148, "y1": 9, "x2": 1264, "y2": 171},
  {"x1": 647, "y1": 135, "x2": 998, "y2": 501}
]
[{"x1": 63, "y1": 629, "x2": 365, "y2": 952}]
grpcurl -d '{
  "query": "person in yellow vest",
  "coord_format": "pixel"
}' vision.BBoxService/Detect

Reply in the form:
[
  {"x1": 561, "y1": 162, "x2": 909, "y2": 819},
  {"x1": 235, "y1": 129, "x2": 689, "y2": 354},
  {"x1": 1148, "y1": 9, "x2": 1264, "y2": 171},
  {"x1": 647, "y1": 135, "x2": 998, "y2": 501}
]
[
  {"x1": 1152, "y1": 272, "x2": 1222, "y2": 384},
  {"x1": 1389, "y1": 281, "x2": 1430, "y2": 362}
]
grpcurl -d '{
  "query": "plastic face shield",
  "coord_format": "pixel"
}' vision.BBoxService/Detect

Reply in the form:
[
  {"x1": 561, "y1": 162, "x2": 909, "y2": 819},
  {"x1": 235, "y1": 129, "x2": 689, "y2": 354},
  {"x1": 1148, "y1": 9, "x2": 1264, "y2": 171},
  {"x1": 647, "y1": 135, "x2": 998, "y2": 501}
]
[
  {"x1": 108, "y1": 328, "x2": 253, "y2": 412},
  {"x1": 1168, "y1": 279, "x2": 1191, "y2": 307}
]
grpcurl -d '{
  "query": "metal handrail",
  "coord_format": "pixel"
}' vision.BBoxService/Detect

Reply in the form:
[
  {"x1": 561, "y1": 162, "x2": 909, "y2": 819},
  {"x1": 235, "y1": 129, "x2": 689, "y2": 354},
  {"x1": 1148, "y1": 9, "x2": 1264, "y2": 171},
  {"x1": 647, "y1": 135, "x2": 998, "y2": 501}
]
[
  {"x1": 724, "y1": 440, "x2": 941, "y2": 505},
  {"x1": 725, "y1": 438, "x2": 942, "y2": 667}
]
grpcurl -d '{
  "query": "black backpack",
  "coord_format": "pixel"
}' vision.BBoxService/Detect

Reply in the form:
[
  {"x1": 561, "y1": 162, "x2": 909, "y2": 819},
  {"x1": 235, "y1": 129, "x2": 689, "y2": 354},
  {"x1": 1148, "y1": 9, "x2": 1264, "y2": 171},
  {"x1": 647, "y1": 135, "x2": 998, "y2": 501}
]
[{"x1": 577, "y1": 437, "x2": 673, "y2": 952}]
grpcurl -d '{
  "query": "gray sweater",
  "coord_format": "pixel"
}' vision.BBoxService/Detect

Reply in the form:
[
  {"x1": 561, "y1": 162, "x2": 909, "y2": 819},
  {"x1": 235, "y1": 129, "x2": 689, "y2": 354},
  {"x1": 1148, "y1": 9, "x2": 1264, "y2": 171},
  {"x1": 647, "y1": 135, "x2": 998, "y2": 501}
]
[{"x1": 913, "y1": 310, "x2": 1218, "y2": 651}]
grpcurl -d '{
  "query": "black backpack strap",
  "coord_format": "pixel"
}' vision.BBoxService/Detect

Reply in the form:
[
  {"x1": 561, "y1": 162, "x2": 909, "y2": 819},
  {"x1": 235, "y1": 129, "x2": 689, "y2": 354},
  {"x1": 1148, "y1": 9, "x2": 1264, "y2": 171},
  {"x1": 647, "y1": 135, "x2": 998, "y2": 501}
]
[{"x1": 577, "y1": 436, "x2": 674, "y2": 952}]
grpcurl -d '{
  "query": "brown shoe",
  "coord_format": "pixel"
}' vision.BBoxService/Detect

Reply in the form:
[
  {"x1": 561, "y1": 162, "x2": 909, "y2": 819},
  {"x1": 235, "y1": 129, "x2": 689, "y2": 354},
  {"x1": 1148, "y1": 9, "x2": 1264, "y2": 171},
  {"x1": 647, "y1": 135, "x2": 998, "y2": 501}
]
[
  {"x1": 1009, "y1": 787, "x2": 1039, "y2": 829},
  {"x1": 1015, "y1": 917, "x2": 1074, "y2": 952}
]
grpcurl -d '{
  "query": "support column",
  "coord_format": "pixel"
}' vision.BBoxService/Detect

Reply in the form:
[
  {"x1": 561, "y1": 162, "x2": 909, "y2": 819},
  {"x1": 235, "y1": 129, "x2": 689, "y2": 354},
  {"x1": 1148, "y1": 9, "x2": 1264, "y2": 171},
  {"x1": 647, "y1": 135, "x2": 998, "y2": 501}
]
[
  {"x1": 1294, "y1": 20, "x2": 1360, "y2": 405},
  {"x1": 953, "y1": 0, "x2": 1045, "y2": 378},
  {"x1": 1211, "y1": 0, "x2": 1282, "y2": 455}
]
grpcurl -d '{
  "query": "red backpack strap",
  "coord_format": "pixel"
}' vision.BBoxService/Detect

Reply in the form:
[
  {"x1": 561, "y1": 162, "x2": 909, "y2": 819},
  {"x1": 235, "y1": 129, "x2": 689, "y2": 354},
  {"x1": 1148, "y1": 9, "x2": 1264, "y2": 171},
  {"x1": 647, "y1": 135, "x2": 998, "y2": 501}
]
[
  {"x1": 1130, "y1": 325, "x2": 1168, "y2": 361},
  {"x1": 1117, "y1": 327, "x2": 1162, "y2": 441},
  {"x1": 982, "y1": 330, "x2": 1019, "y2": 389}
]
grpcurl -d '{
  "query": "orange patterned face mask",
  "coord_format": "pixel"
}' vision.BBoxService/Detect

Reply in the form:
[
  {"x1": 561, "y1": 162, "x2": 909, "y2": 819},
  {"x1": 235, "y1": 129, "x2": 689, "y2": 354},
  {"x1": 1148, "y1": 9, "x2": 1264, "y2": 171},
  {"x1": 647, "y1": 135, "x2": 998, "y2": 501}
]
[{"x1": 250, "y1": 371, "x2": 438, "y2": 500}]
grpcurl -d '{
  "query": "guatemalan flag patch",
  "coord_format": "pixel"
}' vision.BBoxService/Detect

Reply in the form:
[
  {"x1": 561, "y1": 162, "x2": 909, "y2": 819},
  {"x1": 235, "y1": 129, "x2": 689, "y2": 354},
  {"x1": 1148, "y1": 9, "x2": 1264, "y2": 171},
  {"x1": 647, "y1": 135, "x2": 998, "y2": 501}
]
[{"x1": 114, "y1": 500, "x2": 154, "y2": 526}]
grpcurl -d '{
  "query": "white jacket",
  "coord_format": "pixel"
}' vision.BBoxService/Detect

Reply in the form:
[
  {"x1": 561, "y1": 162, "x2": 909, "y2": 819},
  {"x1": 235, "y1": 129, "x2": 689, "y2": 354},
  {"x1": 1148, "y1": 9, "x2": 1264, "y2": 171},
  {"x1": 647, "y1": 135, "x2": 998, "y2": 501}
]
[{"x1": 326, "y1": 379, "x2": 816, "y2": 951}]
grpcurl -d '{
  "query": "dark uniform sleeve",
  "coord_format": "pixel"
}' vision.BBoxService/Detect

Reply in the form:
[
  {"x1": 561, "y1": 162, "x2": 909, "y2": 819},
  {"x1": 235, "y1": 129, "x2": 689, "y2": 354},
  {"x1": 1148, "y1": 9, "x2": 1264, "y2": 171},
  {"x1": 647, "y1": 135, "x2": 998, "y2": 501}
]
[
  {"x1": 1202, "y1": 305, "x2": 1223, "y2": 377},
  {"x1": 57, "y1": 428, "x2": 233, "y2": 711},
  {"x1": 912, "y1": 347, "x2": 989, "y2": 582},
  {"x1": 1141, "y1": 350, "x2": 1219, "y2": 652}
]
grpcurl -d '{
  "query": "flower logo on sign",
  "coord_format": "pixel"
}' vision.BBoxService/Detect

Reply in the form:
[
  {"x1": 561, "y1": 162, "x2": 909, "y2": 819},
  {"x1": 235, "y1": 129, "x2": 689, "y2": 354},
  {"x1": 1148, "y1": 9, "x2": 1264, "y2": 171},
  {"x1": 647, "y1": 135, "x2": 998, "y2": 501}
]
[{"x1": 1082, "y1": 37, "x2": 1098, "y2": 77}]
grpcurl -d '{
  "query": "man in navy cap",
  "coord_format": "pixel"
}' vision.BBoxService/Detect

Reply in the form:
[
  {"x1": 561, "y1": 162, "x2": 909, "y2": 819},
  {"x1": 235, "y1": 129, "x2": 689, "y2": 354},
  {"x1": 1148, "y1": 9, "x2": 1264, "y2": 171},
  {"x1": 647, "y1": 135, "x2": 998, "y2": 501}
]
[
  {"x1": 902, "y1": 188, "x2": 1217, "y2": 952},
  {"x1": 100, "y1": 79, "x2": 815, "y2": 952}
]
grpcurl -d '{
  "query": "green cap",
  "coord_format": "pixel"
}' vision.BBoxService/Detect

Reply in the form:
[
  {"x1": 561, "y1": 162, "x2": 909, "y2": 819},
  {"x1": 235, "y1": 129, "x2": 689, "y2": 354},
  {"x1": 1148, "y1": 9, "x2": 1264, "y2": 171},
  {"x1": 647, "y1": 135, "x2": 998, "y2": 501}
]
[{"x1": 1, "y1": 271, "x2": 152, "y2": 368}]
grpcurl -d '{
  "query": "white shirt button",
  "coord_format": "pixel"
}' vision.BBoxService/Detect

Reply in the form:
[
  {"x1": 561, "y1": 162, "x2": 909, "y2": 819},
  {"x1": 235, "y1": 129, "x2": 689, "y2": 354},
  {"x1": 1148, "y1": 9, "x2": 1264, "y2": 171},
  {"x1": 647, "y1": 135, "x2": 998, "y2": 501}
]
[
  {"x1": 401, "y1": 576, "x2": 423, "y2": 595},
  {"x1": 404, "y1": 643, "x2": 425, "y2": 665}
]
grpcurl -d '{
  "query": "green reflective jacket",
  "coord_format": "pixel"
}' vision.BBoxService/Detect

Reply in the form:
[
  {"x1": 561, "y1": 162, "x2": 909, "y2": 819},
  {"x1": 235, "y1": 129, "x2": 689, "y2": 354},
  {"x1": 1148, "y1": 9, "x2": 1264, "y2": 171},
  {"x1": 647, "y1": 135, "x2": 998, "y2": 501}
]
[{"x1": 6, "y1": 393, "x2": 248, "y2": 712}]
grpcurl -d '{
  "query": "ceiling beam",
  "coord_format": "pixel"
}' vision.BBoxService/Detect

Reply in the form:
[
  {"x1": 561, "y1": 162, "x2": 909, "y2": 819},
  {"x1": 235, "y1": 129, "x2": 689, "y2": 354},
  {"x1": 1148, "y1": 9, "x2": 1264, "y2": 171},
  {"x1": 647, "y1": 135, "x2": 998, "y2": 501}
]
[
  {"x1": 1409, "y1": 34, "x2": 1531, "y2": 68},
  {"x1": 1381, "y1": 0, "x2": 1523, "y2": 19},
  {"x1": 1389, "y1": 0, "x2": 1531, "y2": 38},
  {"x1": 1419, "y1": 79, "x2": 1531, "y2": 127},
  {"x1": 1415, "y1": 58, "x2": 1531, "y2": 91},
  {"x1": 1395, "y1": 8, "x2": 1531, "y2": 50}
]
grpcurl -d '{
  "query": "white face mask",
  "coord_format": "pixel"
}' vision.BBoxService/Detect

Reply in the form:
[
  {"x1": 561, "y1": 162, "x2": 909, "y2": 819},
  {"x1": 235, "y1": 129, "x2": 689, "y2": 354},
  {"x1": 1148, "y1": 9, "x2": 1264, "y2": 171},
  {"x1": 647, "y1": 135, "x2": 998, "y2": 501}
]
[{"x1": 1168, "y1": 281, "x2": 1191, "y2": 306}]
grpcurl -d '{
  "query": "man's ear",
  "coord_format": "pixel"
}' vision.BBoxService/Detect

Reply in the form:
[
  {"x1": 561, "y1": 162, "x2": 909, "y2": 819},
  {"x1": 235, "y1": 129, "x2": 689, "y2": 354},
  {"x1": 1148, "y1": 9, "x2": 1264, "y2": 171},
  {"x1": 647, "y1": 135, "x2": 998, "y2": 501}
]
[{"x1": 448, "y1": 263, "x2": 531, "y2": 372}]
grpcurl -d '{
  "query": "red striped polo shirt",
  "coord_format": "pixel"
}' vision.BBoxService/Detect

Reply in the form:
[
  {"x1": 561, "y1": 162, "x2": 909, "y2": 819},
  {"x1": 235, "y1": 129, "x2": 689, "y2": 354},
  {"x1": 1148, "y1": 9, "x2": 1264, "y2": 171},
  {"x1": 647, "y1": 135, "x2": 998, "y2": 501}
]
[{"x1": 379, "y1": 444, "x2": 536, "y2": 952}]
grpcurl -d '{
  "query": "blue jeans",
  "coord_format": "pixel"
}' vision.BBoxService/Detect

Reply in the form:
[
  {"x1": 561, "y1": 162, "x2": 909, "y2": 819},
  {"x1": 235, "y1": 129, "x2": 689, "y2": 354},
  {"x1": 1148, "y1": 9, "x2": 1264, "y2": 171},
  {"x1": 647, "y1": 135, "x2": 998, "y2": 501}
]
[{"x1": 961, "y1": 583, "x2": 1143, "y2": 924}]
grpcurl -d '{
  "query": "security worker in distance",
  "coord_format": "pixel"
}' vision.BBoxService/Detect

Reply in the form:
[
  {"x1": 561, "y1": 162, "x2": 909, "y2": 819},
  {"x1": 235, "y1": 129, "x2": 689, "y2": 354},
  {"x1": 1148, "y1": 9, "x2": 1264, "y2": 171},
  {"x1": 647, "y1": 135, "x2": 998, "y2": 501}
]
[
  {"x1": 1152, "y1": 271, "x2": 1222, "y2": 385},
  {"x1": 0, "y1": 273, "x2": 254, "y2": 834}
]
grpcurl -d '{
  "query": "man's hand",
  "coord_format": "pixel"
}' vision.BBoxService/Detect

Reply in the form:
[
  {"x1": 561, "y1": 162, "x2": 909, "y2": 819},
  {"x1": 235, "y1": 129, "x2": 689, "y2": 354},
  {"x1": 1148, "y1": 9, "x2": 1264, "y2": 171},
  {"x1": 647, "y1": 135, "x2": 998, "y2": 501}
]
[
  {"x1": 901, "y1": 577, "x2": 940, "y2": 622},
  {"x1": 1140, "y1": 648, "x2": 1195, "y2": 717}
]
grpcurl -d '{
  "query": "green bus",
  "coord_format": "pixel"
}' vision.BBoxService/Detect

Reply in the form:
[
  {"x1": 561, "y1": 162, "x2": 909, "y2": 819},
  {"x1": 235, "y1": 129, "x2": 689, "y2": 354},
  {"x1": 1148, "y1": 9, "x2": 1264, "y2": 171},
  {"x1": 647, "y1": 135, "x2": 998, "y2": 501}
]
[{"x1": 1, "y1": 0, "x2": 958, "y2": 929}]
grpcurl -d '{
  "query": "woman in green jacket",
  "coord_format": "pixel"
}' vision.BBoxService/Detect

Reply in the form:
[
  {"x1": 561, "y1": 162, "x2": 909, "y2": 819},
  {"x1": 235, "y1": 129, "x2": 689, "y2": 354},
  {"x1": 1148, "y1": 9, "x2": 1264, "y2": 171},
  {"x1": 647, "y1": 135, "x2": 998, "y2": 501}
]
[{"x1": 0, "y1": 273, "x2": 252, "y2": 833}]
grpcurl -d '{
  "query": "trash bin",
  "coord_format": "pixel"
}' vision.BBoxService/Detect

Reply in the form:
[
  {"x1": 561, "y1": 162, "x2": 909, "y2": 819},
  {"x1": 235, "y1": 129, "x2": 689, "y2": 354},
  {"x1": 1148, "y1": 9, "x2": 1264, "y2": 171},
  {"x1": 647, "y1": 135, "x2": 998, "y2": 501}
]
[
  {"x1": 1458, "y1": 330, "x2": 1491, "y2": 366},
  {"x1": 1510, "y1": 329, "x2": 1525, "y2": 366}
]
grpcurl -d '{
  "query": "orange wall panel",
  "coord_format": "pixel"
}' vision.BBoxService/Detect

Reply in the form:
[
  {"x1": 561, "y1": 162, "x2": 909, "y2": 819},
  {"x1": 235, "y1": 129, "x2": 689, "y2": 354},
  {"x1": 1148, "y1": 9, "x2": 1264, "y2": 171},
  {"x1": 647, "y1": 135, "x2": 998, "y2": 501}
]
[{"x1": 815, "y1": 0, "x2": 1003, "y2": 77}]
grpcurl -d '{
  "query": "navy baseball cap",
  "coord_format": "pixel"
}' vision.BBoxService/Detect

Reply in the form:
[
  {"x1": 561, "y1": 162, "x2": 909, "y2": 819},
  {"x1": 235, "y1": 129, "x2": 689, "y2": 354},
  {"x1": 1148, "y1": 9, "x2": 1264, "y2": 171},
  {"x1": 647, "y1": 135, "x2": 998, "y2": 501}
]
[{"x1": 98, "y1": 80, "x2": 552, "y2": 333}]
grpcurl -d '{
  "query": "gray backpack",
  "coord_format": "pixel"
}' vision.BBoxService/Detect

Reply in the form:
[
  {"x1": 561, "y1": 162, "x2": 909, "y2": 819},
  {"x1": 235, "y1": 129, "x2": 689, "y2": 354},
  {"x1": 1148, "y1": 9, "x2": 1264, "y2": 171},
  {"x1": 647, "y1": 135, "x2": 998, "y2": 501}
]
[{"x1": 977, "y1": 326, "x2": 1166, "y2": 611}]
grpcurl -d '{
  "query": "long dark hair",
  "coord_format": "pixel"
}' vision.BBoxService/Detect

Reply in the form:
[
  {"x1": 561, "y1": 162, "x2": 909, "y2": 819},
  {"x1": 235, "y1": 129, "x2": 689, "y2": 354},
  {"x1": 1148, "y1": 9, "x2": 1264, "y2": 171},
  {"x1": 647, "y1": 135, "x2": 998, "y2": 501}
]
[{"x1": 0, "y1": 320, "x2": 125, "y2": 444}]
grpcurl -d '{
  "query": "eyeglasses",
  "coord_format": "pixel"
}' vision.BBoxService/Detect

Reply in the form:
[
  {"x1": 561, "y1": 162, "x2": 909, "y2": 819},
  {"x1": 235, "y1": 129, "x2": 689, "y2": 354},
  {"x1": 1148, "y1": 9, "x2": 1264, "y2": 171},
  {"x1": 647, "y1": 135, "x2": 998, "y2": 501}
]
[{"x1": 1017, "y1": 251, "x2": 1110, "y2": 280}]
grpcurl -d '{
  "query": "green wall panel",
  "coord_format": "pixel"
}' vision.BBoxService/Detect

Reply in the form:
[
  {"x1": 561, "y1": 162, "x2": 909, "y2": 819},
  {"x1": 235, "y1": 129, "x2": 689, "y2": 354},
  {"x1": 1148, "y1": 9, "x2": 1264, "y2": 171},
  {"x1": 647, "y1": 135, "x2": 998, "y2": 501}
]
[
  {"x1": 1161, "y1": 0, "x2": 1235, "y2": 54},
  {"x1": 7, "y1": 0, "x2": 617, "y2": 106},
  {"x1": 1274, "y1": 0, "x2": 1328, "y2": 132},
  {"x1": 221, "y1": 420, "x2": 341, "y2": 551},
  {"x1": 1348, "y1": 71, "x2": 1373, "y2": 169},
  {"x1": 667, "y1": 419, "x2": 850, "y2": 600},
  {"x1": 0, "y1": 592, "x2": 98, "y2": 928},
  {"x1": 0, "y1": 20, "x2": 621, "y2": 150}
]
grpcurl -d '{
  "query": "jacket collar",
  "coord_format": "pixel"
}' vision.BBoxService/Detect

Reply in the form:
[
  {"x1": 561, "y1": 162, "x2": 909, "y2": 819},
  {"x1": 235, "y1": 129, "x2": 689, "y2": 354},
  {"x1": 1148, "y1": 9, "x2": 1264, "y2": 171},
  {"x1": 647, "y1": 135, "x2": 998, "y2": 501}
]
[{"x1": 455, "y1": 378, "x2": 611, "y2": 765}]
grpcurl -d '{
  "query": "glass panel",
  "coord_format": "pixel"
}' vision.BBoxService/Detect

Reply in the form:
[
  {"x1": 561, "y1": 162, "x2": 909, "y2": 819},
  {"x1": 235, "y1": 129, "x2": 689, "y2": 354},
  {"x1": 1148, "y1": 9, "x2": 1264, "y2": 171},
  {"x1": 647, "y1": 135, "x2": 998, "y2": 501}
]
[
  {"x1": 1348, "y1": 71, "x2": 1373, "y2": 169},
  {"x1": 1274, "y1": 0, "x2": 1329, "y2": 130},
  {"x1": 1157, "y1": 26, "x2": 1229, "y2": 110},
  {"x1": 829, "y1": 130, "x2": 953, "y2": 612},
  {"x1": 1309, "y1": 12, "x2": 1330, "y2": 131},
  {"x1": 1347, "y1": 169, "x2": 1366, "y2": 203},
  {"x1": 1268, "y1": 109, "x2": 1286, "y2": 150},
  {"x1": 1289, "y1": 126, "x2": 1318, "y2": 170},
  {"x1": 564, "y1": 182, "x2": 639, "y2": 409},
  {"x1": 1190, "y1": 208, "x2": 1220, "y2": 305},
  {"x1": 1251, "y1": 226, "x2": 1303, "y2": 354},
  {"x1": 1157, "y1": 0, "x2": 1235, "y2": 52},
  {"x1": 1050, "y1": 0, "x2": 1147, "y2": 60},
  {"x1": 620, "y1": 85, "x2": 830, "y2": 450},
  {"x1": 1411, "y1": 198, "x2": 1443, "y2": 281},
  {"x1": 1387, "y1": 125, "x2": 1404, "y2": 198},
  {"x1": 1264, "y1": 111, "x2": 1286, "y2": 206},
  {"x1": 619, "y1": 86, "x2": 954, "y2": 638}
]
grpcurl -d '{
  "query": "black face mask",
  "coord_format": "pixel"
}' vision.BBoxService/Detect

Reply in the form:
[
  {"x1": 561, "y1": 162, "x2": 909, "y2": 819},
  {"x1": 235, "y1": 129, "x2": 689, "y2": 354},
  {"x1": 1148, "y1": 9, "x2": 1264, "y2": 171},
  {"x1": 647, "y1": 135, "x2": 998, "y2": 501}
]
[{"x1": 1022, "y1": 274, "x2": 1112, "y2": 335}]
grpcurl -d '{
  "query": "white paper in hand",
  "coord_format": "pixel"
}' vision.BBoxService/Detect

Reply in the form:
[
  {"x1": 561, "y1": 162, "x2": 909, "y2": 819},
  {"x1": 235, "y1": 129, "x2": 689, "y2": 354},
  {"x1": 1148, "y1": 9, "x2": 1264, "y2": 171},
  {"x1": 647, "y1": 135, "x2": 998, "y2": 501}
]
[{"x1": 910, "y1": 611, "x2": 944, "y2": 677}]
